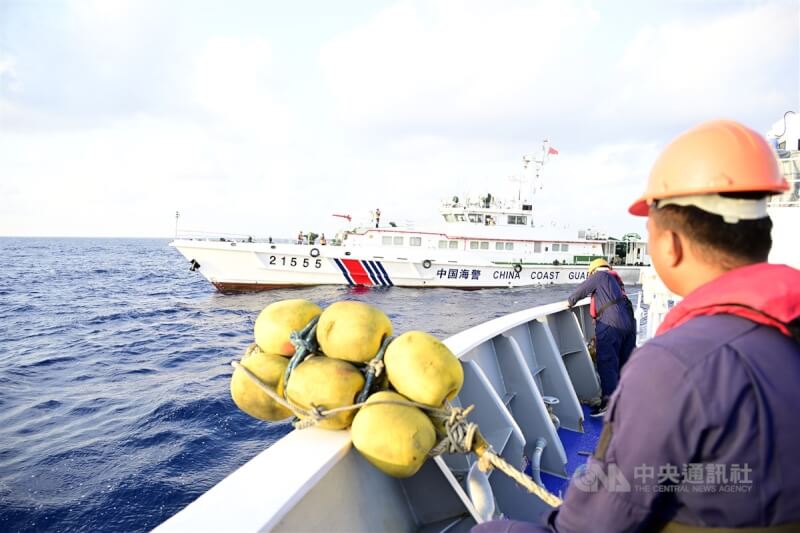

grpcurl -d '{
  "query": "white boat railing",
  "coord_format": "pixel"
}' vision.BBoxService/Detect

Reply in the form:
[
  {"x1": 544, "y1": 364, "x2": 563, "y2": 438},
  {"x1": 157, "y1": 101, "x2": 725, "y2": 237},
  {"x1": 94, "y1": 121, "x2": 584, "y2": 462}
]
[
  {"x1": 156, "y1": 297, "x2": 602, "y2": 532},
  {"x1": 770, "y1": 154, "x2": 800, "y2": 207}
]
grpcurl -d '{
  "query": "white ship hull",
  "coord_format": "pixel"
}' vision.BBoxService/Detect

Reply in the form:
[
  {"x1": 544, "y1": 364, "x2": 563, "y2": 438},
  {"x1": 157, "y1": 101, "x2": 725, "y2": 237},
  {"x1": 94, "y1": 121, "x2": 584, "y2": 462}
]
[{"x1": 171, "y1": 239, "x2": 643, "y2": 291}]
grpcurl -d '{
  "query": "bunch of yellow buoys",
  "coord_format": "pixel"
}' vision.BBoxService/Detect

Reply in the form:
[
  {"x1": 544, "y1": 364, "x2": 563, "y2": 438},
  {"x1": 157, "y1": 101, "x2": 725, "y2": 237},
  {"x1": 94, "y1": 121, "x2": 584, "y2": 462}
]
[{"x1": 229, "y1": 298, "x2": 464, "y2": 478}]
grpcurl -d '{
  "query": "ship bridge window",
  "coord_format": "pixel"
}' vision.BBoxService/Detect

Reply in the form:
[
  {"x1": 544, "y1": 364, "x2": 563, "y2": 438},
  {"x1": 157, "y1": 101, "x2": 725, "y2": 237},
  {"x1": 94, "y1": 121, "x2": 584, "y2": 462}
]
[
  {"x1": 438, "y1": 240, "x2": 448, "y2": 249},
  {"x1": 552, "y1": 243, "x2": 560, "y2": 252},
  {"x1": 443, "y1": 214, "x2": 455, "y2": 222},
  {"x1": 449, "y1": 241, "x2": 458, "y2": 249},
  {"x1": 393, "y1": 236, "x2": 404, "y2": 245},
  {"x1": 468, "y1": 213, "x2": 484, "y2": 223},
  {"x1": 505, "y1": 242, "x2": 513, "y2": 250},
  {"x1": 534, "y1": 242, "x2": 542, "y2": 253},
  {"x1": 562, "y1": 243, "x2": 569, "y2": 252},
  {"x1": 382, "y1": 236, "x2": 393, "y2": 245},
  {"x1": 409, "y1": 237, "x2": 421, "y2": 246},
  {"x1": 455, "y1": 214, "x2": 466, "y2": 222},
  {"x1": 507, "y1": 215, "x2": 527, "y2": 225},
  {"x1": 470, "y1": 241, "x2": 479, "y2": 250},
  {"x1": 495, "y1": 242, "x2": 504, "y2": 250},
  {"x1": 480, "y1": 241, "x2": 489, "y2": 250}
]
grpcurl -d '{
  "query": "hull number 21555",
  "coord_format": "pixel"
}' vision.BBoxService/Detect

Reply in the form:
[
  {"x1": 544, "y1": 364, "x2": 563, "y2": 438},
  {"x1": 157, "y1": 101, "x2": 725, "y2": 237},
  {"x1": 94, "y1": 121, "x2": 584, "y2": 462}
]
[{"x1": 268, "y1": 256, "x2": 322, "y2": 269}]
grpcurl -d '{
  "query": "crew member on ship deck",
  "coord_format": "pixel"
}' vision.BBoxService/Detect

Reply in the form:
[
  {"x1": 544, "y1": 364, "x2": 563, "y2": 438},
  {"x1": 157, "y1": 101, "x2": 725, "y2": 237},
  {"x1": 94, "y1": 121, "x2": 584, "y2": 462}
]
[
  {"x1": 474, "y1": 120, "x2": 800, "y2": 532},
  {"x1": 566, "y1": 258, "x2": 635, "y2": 417}
]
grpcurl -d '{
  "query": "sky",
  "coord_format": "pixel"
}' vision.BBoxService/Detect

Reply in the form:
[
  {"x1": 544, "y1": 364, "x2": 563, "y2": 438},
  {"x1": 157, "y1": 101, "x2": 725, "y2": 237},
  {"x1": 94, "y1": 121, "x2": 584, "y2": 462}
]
[{"x1": 0, "y1": 0, "x2": 798, "y2": 239}]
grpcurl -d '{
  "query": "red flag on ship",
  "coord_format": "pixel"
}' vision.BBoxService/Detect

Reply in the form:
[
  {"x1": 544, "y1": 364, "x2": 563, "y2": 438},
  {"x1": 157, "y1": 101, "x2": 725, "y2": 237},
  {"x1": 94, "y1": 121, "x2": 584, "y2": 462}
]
[{"x1": 548, "y1": 147, "x2": 559, "y2": 155}]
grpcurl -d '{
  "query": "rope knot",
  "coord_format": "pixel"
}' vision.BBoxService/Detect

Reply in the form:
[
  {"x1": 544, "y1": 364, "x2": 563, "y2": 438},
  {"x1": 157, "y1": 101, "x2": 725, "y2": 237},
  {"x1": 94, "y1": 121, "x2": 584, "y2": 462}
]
[
  {"x1": 291, "y1": 404, "x2": 326, "y2": 429},
  {"x1": 430, "y1": 404, "x2": 478, "y2": 456},
  {"x1": 366, "y1": 358, "x2": 385, "y2": 378}
]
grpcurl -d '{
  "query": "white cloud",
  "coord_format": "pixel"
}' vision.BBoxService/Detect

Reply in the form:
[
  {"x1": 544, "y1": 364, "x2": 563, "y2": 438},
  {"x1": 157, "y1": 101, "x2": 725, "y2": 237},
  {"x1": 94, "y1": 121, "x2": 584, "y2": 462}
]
[
  {"x1": 1, "y1": 1, "x2": 796, "y2": 238},
  {"x1": 0, "y1": 114, "x2": 302, "y2": 237},
  {"x1": 320, "y1": 0, "x2": 598, "y2": 134},
  {"x1": 530, "y1": 142, "x2": 659, "y2": 237},
  {"x1": 320, "y1": 0, "x2": 796, "y2": 141},
  {"x1": 191, "y1": 36, "x2": 291, "y2": 137},
  {"x1": 0, "y1": 52, "x2": 21, "y2": 92},
  {"x1": 607, "y1": 1, "x2": 796, "y2": 126}
]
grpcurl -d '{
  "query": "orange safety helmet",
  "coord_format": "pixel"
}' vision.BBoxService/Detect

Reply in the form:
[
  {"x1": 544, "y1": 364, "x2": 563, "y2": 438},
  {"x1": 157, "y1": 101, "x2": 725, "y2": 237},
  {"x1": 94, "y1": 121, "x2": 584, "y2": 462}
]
[{"x1": 629, "y1": 119, "x2": 789, "y2": 216}]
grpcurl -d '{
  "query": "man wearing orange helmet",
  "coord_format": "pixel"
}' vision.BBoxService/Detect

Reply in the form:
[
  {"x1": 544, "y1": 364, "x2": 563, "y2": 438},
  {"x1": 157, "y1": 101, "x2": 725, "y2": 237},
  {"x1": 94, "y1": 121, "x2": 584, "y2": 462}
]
[{"x1": 475, "y1": 120, "x2": 800, "y2": 531}]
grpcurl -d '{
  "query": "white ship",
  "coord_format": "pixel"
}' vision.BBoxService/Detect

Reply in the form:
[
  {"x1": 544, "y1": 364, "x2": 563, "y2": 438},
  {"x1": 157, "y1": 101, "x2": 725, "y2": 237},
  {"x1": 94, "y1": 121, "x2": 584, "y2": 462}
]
[{"x1": 171, "y1": 144, "x2": 650, "y2": 292}]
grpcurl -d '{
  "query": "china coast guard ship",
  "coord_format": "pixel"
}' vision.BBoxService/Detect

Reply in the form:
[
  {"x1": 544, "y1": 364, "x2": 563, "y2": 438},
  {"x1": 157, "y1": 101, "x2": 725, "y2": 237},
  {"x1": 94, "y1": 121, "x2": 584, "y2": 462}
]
[{"x1": 171, "y1": 143, "x2": 649, "y2": 292}]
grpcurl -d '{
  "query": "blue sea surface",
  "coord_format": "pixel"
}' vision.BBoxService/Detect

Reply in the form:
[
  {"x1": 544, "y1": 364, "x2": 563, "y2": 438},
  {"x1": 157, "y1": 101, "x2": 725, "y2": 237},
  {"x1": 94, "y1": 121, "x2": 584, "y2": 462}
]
[{"x1": 0, "y1": 237, "x2": 582, "y2": 532}]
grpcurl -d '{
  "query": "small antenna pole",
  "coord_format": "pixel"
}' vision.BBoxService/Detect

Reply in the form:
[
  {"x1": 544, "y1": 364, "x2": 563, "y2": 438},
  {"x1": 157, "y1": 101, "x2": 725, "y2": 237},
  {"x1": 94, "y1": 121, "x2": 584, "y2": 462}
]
[
  {"x1": 175, "y1": 211, "x2": 180, "y2": 239},
  {"x1": 521, "y1": 140, "x2": 553, "y2": 228}
]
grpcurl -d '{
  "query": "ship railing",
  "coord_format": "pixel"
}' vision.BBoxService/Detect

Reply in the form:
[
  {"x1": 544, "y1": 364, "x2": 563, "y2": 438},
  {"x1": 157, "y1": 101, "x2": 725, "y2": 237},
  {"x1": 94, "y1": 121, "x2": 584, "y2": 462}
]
[
  {"x1": 175, "y1": 229, "x2": 266, "y2": 242},
  {"x1": 636, "y1": 268, "x2": 681, "y2": 344},
  {"x1": 174, "y1": 230, "x2": 335, "y2": 245},
  {"x1": 155, "y1": 297, "x2": 601, "y2": 532},
  {"x1": 440, "y1": 196, "x2": 520, "y2": 210},
  {"x1": 769, "y1": 154, "x2": 800, "y2": 207}
]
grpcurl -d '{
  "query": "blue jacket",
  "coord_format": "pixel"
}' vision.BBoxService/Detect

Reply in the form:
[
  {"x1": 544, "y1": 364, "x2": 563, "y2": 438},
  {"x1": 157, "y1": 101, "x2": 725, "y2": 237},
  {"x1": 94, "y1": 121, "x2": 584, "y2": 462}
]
[
  {"x1": 567, "y1": 270, "x2": 633, "y2": 332},
  {"x1": 547, "y1": 314, "x2": 800, "y2": 531}
]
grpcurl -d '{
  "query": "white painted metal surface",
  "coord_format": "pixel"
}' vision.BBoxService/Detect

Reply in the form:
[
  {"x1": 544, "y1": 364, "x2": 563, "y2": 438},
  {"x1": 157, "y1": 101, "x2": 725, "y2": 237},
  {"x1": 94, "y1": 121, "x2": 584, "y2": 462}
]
[
  {"x1": 170, "y1": 147, "x2": 648, "y2": 291},
  {"x1": 170, "y1": 239, "x2": 643, "y2": 291},
  {"x1": 155, "y1": 298, "x2": 598, "y2": 532}
]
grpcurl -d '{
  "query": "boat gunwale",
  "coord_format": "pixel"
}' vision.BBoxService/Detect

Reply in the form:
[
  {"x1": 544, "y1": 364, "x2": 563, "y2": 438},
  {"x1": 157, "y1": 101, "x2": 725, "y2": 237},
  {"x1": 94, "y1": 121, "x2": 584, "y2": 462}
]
[{"x1": 155, "y1": 297, "x2": 593, "y2": 532}]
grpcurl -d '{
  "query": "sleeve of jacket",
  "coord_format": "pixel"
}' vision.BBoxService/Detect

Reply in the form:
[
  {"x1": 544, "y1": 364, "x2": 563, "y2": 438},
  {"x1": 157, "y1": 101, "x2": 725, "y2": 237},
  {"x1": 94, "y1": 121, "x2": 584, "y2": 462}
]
[
  {"x1": 567, "y1": 274, "x2": 601, "y2": 306},
  {"x1": 540, "y1": 344, "x2": 708, "y2": 532}
]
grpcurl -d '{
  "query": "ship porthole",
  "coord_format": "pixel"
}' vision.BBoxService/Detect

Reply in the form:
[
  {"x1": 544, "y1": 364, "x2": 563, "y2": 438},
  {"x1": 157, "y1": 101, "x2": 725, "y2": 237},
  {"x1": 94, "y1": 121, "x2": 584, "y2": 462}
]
[
  {"x1": 513, "y1": 264, "x2": 522, "y2": 273},
  {"x1": 422, "y1": 259, "x2": 432, "y2": 269},
  {"x1": 310, "y1": 248, "x2": 320, "y2": 257}
]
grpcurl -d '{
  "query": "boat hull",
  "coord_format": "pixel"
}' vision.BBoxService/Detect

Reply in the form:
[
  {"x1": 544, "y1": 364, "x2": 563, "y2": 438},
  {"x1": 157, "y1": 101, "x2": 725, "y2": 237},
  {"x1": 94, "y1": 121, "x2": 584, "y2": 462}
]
[{"x1": 171, "y1": 240, "x2": 642, "y2": 292}]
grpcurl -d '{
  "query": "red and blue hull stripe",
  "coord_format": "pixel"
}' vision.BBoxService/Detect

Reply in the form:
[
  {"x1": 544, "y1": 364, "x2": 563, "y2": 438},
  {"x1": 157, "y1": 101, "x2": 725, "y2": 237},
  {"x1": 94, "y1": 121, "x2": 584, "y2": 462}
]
[{"x1": 333, "y1": 258, "x2": 393, "y2": 287}]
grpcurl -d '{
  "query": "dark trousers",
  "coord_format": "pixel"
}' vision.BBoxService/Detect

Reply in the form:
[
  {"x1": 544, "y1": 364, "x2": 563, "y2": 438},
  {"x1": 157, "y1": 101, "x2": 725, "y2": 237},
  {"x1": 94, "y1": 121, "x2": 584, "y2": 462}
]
[{"x1": 596, "y1": 323, "x2": 637, "y2": 398}]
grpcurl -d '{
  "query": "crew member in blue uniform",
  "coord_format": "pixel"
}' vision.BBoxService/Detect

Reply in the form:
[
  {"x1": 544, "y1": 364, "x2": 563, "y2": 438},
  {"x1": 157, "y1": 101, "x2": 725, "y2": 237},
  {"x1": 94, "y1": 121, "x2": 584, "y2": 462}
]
[
  {"x1": 566, "y1": 258, "x2": 635, "y2": 416},
  {"x1": 474, "y1": 119, "x2": 800, "y2": 532}
]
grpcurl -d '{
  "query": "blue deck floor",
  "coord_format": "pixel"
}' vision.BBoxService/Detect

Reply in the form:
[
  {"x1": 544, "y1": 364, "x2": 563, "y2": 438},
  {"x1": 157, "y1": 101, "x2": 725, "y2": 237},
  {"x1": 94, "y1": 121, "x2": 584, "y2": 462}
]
[{"x1": 538, "y1": 405, "x2": 605, "y2": 498}]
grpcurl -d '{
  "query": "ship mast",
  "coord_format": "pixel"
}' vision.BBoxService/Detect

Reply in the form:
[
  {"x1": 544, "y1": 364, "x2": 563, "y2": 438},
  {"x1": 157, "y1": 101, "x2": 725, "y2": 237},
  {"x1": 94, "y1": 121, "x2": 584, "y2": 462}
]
[{"x1": 521, "y1": 140, "x2": 554, "y2": 227}]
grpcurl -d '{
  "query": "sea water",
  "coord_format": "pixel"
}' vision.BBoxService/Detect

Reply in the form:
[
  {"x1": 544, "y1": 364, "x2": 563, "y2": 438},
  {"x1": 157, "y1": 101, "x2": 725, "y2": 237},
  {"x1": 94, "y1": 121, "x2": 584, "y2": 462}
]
[{"x1": 0, "y1": 237, "x2": 580, "y2": 532}]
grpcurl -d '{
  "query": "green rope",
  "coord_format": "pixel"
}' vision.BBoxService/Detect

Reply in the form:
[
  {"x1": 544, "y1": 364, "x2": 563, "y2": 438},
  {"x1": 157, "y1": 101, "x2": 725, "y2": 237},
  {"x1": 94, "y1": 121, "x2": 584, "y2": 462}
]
[
  {"x1": 355, "y1": 335, "x2": 394, "y2": 404},
  {"x1": 282, "y1": 315, "x2": 320, "y2": 387}
]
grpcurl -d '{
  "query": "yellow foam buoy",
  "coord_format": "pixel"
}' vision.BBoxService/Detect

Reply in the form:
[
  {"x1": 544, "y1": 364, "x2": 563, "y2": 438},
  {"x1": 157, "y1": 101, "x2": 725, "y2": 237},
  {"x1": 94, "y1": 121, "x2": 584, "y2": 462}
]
[
  {"x1": 230, "y1": 344, "x2": 294, "y2": 421},
  {"x1": 284, "y1": 356, "x2": 365, "y2": 429},
  {"x1": 316, "y1": 301, "x2": 392, "y2": 363},
  {"x1": 384, "y1": 331, "x2": 464, "y2": 407},
  {"x1": 254, "y1": 299, "x2": 322, "y2": 356},
  {"x1": 351, "y1": 391, "x2": 437, "y2": 478}
]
